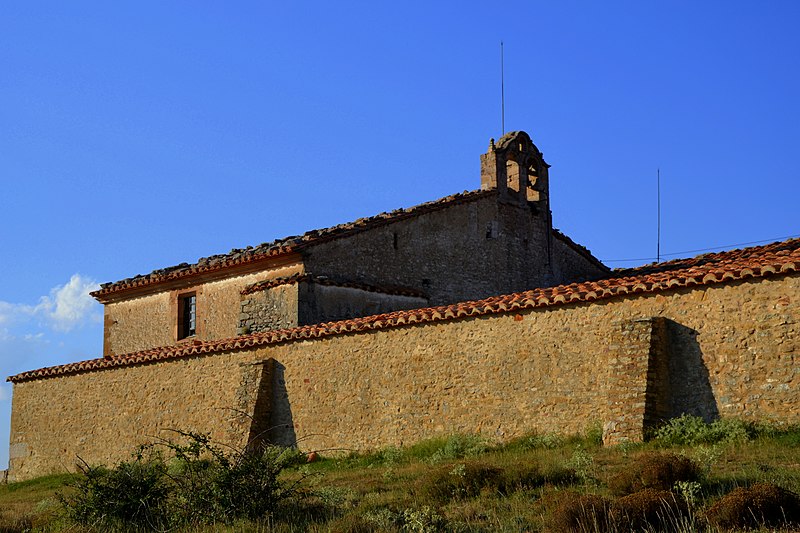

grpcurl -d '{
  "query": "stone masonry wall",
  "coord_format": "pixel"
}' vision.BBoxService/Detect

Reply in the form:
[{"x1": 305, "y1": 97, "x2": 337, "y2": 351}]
[
  {"x1": 104, "y1": 262, "x2": 303, "y2": 355},
  {"x1": 9, "y1": 274, "x2": 798, "y2": 481},
  {"x1": 9, "y1": 351, "x2": 268, "y2": 480},
  {"x1": 238, "y1": 283, "x2": 428, "y2": 334},
  {"x1": 297, "y1": 283, "x2": 429, "y2": 325},
  {"x1": 304, "y1": 194, "x2": 606, "y2": 306},
  {"x1": 239, "y1": 284, "x2": 300, "y2": 334}
]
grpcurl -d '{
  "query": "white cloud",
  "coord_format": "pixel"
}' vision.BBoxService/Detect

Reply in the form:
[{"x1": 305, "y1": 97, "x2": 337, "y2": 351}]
[
  {"x1": 0, "y1": 274, "x2": 101, "y2": 334},
  {"x1": 34, "y1": 274, "x2": 101, "y2": 332}
]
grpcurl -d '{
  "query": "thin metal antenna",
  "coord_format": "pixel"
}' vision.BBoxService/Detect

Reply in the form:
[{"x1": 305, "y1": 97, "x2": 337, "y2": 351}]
[
  {"x1": 657, "y1": 167, "x2": 661, "y2": 263},
  {"x1": 500, "y1": 40, "x2": 505, "y2": 135}
]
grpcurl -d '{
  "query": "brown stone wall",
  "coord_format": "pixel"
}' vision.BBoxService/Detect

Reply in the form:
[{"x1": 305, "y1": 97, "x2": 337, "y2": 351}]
[
  {"x1": 8, "y1": 351, "x2": 267, "y2": 480},
  {"x1": 104, "y1": 263, "x2": 303, "y2": 355},
  {"x1": 304, "y1": 194, "x2": 602, "y2": 305},
  {"x1": 297, "y1": 283, "x2": 429, "y2": 325},
  {"x1": 239, "y1": 284, "x2": 300, "y2": 334},
  {"x1": 551, "y1": 234, "x2": 608, "y2": 284},
  {"x1": 103, "y1": 292, "x2": 173, "y2": 357},
  {"x1": 10, "y1": 274, "x2": 799, "y2": 481}
]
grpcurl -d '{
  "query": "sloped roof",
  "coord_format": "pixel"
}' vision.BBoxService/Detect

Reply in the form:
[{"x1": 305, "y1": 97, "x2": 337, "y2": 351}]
[
  {"x1": 90, "y1": 190, "x2": 495, "y2": 300},
  {"x1": 11, "y1": 237, "x2": 798, "y2": 383}
]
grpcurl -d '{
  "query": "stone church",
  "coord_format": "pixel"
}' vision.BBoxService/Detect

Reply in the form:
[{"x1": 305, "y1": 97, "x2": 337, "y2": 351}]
[
  {"x1": 92, "y1": 131, "x2": 606, "y2": 358},
  {"x1": 7, "y1": 131, "x2": 799, "y2": 481}
]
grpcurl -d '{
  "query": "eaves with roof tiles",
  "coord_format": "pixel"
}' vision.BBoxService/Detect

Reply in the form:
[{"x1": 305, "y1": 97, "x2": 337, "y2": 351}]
[{"x1": 10, "y1": 237, "x2": 799, "y2": 383}]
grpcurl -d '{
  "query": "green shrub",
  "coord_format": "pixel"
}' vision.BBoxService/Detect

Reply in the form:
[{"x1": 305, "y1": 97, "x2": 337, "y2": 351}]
[
  {"x1": 704, "y1": 482, "x2": 800, "y2": 530},
  {"x1": 62, "y1": 431, "x2": 303, "y2": 529},
  {"x1": 62, "y1": 454, "x2": 171, "y2": 531},
  {"x1": 526, "y1": 431, "x2": 564, "y2": 450},
  {"x1": 427, "y1": 434, "x2": 488, "y2": 463},
  {"x1": 165, "y1": 432, "x2": 302, "y2": 523},
  {"x1": 565, "y1": 446, "x2": 596, "y2": 485},
  {"x1": 418, "y1": 462, "x2": 503, "y2": 503},
  {"x1": 400, "y1": 506, "x2": 446, "y2": 533},
  {"x1": 608, "y1": 452, "x2": 701, "y2": 496},
  {"x1": 584, "y1": 421, "x2": 604, "y2": 447},
  {"x1": 653, "y1": 415, "x2": 758, "y2": 446}
]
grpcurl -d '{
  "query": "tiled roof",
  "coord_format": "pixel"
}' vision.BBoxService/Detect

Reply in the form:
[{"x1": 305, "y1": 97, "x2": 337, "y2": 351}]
[
  {"x1": 240, "y1": 273, "x2": 427, "y2": 298},
  {"x1": 552, "y1": 229, "x2": 607, "y2": 270},
  {"x1": 11, "y1": 238, "x2": 798, "y2": 384},
  {"x1": 90, "y1": 190, "x2": 495, "y2": 299}
]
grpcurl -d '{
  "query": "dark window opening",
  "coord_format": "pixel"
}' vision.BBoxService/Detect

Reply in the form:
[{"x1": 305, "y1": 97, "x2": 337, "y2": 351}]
[
  {"x1": 179, "y1": 294, "x2": 196, "y2": 339},
  {"x1": 486, "y1": 221, "x2": 499, "y2": 239}
]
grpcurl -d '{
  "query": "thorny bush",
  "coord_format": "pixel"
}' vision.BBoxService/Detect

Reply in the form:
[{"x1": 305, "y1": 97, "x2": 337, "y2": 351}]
[{"x1": 61, "y1": 430, "x2": 306, "y2": 530}]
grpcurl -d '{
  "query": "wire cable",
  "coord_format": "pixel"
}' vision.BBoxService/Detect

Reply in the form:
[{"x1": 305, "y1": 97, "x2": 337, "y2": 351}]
[{"x1": 601, "y1": 233, "x2": 800, "y2": 263}]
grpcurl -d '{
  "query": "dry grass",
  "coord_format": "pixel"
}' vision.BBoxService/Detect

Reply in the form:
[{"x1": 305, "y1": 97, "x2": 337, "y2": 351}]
[{"x1": 1, "y1": 424, "x2": 799, "y2": 532}]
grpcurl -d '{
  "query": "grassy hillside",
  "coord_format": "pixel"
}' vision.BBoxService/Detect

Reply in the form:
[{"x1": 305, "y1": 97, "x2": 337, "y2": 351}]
[{"x1": 1, "y1": 417, "x2": 799, "y2": 532}]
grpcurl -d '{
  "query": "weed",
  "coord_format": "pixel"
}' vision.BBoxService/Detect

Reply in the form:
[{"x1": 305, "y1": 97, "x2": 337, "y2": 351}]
[
  {"x1": 316, "y1": 486, "x2": 359, "y2": 509},
  {"x1": 565, "y1": 446, "x2": 595, "y2": 485},
  {"x1": 362, "y1": 507, "x2": 402, "y2": 530},
  {"x1": 653, "y1": 415, "x2": 757, "y2": 446},
  {"x1": 427, "y1": 434, "x2": 488, "y2": 464},
  {"x1": 526, "y1": 431, "x2": 564, "y2": 450},
  {"x1": 418, "y1": 462, "x2": 503, "y2": 503},
  {"x1": 674, "y1": 480, "x2": 703, "y2": 507},
  {"x1": 400, "y1": 506, "x2": 446, "y2": 532},
  {"x1": 691, "y1": 444, "x2": 723, "y2": 475},
  {"x1": 584, "y1": 421, "x2": 604, "y2": 447}
]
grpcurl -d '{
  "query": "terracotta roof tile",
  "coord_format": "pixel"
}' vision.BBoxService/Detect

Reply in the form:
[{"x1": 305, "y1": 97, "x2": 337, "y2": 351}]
[
  {"x1": 11, "y1": 238, "x2": 799, "y2": 383},
  {"x1": 91, "y1": 190, "x2": 495, "y2": 299}
]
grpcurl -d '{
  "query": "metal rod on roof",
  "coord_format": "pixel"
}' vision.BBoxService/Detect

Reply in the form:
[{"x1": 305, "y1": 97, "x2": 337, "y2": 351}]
[
  {"x1": 657, "y1": 167, "x2": 661, "y2": 263},
  {"x1": 501, "y1": 40, "x2": 505, "y2": 135}
]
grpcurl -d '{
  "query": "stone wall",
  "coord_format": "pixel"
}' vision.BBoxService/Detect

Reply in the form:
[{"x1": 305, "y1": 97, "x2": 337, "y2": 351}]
[
  {"x1": 298, "y1": 283, "x2": 428, "y2": 325},
  {"x1": 304, "y1": 194, "x2": 607, "y2": 306},
  {"x1": 103, "y1": 262, "x2": 303, "y2": 355},
  {"x1": 9, "y1": 351, "x2": 267, "y2": 479},
  {"x1": 239, "y1": 282, "x2": 429, "y2": 334},
  {"x1": 239, "y1": 284, "x2": 300, "y2": 334},
  {"x1": 9, "y1": 274, "x2": 798, "y2": 481}
]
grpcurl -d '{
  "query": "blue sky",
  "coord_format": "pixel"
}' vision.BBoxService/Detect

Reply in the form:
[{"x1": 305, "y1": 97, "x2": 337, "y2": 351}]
[{"x1": 1, "y1": 1, "x2": 798, "y2": 469}]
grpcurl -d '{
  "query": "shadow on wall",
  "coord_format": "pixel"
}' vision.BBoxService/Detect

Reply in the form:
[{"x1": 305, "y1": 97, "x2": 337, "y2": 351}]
[
  {"x1": 666, "y1": 319, "x2": 720, "y2": 422},
  {"x1": 245, "y1": 360, "x2": 275, "y2": 452},
  {"x1": 265, "y1": 361, "x2": 298, "y2": 447}
]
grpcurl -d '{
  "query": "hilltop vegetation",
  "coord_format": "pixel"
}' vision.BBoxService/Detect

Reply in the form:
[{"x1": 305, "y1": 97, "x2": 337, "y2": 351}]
[{"x1": 1, "y1": 416, "x2": 799, "y2": 532}]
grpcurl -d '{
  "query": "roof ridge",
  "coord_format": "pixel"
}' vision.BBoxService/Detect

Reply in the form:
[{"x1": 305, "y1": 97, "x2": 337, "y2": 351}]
[
  {"x1": 91, "y1": 189, "x2": 495, "y2": 299},
  {"x1": 11, "y1": 236, "x2": 799, "y2": 384}
]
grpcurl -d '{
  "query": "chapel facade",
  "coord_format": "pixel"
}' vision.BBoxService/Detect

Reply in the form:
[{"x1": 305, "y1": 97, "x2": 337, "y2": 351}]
[{"x1": 92, "y1": 131, "x2": 607, "y2": 357}]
